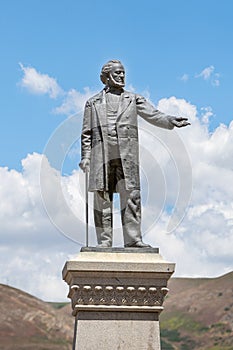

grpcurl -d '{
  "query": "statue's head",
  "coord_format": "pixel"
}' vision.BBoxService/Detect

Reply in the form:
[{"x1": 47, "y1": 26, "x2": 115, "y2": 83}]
[{"x1": 100, "y1": 59, "x2": 125, "y2": 89}]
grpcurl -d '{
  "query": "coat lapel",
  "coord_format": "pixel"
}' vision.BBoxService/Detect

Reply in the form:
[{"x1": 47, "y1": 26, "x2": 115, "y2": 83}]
[
  {"x1": 93, "y1": 90, "x2": 107, "y2": 128},
  {"x1": 117, "y1": 92, "x2": 132, "y2": 121}
]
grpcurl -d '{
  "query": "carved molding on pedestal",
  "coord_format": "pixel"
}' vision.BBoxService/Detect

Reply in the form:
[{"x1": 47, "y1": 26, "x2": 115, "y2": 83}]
[{"x1": 69, "y1": 284, "x2": 169, "y2": 309}]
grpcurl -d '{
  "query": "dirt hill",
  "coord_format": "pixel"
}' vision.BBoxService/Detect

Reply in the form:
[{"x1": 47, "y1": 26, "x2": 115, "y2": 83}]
[
  {"x1": 0, "y1": 272, "x2": 232, "y2": 350},
  {"x1": 0, "y1": 284, "x2": 73, "y2": 350}
]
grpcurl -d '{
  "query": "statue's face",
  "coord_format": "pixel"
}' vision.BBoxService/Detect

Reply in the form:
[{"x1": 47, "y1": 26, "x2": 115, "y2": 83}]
[{"x1": 108, "y1": 63, "x2": 125, "y2": 89}]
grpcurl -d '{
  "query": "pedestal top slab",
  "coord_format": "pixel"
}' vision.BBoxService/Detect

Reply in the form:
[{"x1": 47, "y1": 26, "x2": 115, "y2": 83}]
[{"x1": 62, "y1": 249, "x2": 175, "y2": 283}]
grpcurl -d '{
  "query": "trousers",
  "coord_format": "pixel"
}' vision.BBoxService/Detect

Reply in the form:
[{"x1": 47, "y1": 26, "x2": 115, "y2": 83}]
[{"x1": 93, "y1": 156, "x2": 142, "y2": 247}]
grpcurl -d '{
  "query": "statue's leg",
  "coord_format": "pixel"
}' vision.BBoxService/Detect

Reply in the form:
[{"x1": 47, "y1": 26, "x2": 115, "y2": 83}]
[
  {"x1": 115, "y1": 159, "x2": 151, "y2": 248},
  {"x1": 120, "y1": 189, "x2": 142, "y2": 246},
  {"x1": 94, "y1": 191, "x2": 113, "y2": 247}
]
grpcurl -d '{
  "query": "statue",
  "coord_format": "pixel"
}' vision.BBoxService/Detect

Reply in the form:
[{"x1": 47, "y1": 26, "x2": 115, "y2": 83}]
[{"x1": 79, "y1": 60, "x2": 190, "y2": 248}]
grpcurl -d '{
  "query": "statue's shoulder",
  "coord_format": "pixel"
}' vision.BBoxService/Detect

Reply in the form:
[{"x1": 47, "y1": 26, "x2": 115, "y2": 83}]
[
  {"x1": 87, "y1": 91, "x2": 103, "y2": 104},
  {"x1": 124, "y1": 90, "x2": 136, "y2": 98}
]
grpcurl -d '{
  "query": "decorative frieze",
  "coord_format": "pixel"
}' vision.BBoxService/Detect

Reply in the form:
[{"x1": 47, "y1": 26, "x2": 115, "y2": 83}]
[{"x1": 69, "y1": 284, "x2": 169, "y2": 308}]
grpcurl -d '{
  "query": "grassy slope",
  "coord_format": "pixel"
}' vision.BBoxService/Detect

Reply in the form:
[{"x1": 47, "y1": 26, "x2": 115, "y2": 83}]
[{"x1": 160, "y1": 272, "x2": 233, "y2": 350}]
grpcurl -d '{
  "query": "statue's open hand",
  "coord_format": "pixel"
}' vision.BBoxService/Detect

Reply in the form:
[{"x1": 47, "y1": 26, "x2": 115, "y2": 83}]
[
  {"x1": 79, "y1": 158, "x2": 90, "y2": 172},
  {"x1": 170, "y1": 116, "x2": 191, "y2": 128}
]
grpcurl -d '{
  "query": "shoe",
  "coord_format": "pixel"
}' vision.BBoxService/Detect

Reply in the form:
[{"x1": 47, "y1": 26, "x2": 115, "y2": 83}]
[
  {"x1": 125, "y1": 241, "x2": 152, "y2": 248},
  {"x1": 96, "y1": 242, "x2": 112, "y2": 248}
]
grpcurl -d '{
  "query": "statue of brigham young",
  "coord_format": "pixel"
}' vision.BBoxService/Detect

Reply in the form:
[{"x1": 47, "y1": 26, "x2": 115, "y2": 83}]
[{"x1": 79, "y1": 59, "x2": 190, "y2": 248}]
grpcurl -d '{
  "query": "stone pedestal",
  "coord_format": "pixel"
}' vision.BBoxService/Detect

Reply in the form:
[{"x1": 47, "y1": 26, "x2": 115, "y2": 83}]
[{"x1": 62, "y1": 248, "x2": 175, "y2": 350}]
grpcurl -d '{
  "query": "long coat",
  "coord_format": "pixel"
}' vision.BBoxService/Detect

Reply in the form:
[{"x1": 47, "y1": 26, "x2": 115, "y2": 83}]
[{"x1": 81, "y1": 89, "x2": 174, "y2": 191}]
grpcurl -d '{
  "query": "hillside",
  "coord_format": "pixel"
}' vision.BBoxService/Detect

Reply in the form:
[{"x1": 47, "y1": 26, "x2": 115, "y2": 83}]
[
  {"x1": 161, "y1": 271, "x2": 233, "y2": 349},
  {"x1": 0, "y1": 272, "x2": 232, "y2": 349},
  {"x1": 0, "y1": 284, "x2": 73, "y2": 350}
]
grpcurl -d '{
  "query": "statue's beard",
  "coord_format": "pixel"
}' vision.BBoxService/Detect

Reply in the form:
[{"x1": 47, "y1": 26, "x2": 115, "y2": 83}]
[{"x1": 108, "y1": 73, "x2": 125, "y2": 88}]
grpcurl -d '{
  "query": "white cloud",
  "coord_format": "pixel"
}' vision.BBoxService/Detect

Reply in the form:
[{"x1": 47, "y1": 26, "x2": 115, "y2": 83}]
[
  {"x1": 212, "y1": 73, "x2": 220, "y2": 87},
  {"x1": 201, "y1": 106, "x2": 214, "y2": 124},
  {"x1": 19, "y1": 63, "x2": 63, "y2": 98},
  {"x1": 180, "y1": 73, "x2": 189, "y2": 82},
  {"x1": 179, "y1": 67, "x2": 220, "y2": 86},
  {"x1": 139, "y1": 96, "x2": 233, "y2": 276},
  {"x1": 54, "y1": 87, "x2": 96, "y2": 115},
  {"x1": 19, "y1": 63, "x2": 97, "y2": 115},
  {"x1": 195, "y1": 65, "x2": 220, "y2": 87},
  {"x1": 0, "y1": 153, "x2": 87, "y2": 301},
  {"x1": 196, "y1": 65, "x2": 215, "y2": 80},
  {"x1": 1, "y1": 96, "x2": 233, "y2": 301}
]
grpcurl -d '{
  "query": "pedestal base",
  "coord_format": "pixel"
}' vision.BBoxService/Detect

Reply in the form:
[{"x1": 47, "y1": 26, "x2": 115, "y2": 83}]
[{"x1": 62, "y1": 249, "x2": 175, "y2": 350}]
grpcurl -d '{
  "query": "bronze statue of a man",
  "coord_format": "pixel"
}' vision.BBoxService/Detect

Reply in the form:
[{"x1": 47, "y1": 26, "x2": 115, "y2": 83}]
[{"x1": 79, "y1": 59, "x2": 189, "y2": 248}]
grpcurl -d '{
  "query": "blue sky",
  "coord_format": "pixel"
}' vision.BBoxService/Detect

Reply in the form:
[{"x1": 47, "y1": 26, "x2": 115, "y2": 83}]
[
  {"x1": 0, "y1": 1, "x2": 233, "y2": 301},
  {"x1": 1, "y1": 0, "x2": 233, "y2": 170}
]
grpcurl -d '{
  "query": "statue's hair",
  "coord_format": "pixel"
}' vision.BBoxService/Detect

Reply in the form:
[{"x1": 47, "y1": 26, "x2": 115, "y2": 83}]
[{"x1": 100, "y1": 59, "x2": 123, "y2": 85}]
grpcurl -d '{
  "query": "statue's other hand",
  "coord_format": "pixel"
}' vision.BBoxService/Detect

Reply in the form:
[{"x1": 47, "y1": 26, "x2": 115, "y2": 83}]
[
  {"x1": 79, "y1": 158, "x2": 90, "y2": 172},
  {"x1": 170, "y1": 116, "x2": 191, "y2": 128}
]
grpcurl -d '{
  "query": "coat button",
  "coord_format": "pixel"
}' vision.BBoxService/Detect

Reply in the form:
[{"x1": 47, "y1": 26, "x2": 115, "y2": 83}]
[{"x1": 109, "y1": 129, "x2": 117, "y2": 136}]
